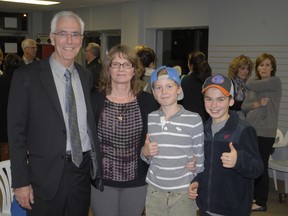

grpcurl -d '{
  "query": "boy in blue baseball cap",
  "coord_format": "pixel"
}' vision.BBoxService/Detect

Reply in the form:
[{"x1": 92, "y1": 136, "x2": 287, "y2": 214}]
[{"x1": 141, "y1": 66, "x2": 204, "y2": 216}]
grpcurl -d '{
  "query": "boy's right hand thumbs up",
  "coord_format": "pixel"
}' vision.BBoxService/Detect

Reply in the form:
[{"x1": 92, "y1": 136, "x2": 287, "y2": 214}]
[{"x1": 143, "y1": 133, "x2": 158, "y2": 157}]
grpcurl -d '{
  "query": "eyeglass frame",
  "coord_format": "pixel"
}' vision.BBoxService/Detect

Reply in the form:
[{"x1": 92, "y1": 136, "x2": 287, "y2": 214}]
[
  {"x1": 110, "y1": 62, "x2": 134, "y2": 69},
  {"x1": 52, "y1": 31, "x2": 84, "y2": 39},
  {"x1": 25, "y1": 46, "x2": 38, "y2": 49}
]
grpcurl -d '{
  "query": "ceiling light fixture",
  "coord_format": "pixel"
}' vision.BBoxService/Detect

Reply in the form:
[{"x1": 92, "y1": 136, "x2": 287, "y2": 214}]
[{"x1": 0, "y1": 0, "x2": 60, "y2": 5}]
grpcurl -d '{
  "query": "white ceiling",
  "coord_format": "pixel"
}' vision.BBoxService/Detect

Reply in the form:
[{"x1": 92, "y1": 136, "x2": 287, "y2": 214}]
[{"x1": 0, "y1": 0, "x2": 149, "y2": 12}]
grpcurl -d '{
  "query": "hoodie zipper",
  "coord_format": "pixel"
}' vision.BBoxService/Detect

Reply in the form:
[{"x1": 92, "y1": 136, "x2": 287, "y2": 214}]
[{"x1": 207, "y1": 132, "x2": 214, "y2": 211}]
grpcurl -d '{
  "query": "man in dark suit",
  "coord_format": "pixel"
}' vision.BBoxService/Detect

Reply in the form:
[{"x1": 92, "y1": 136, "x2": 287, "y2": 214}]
[
  {"x1": 8, "y1": 11, "x2": 98, "y2": 216},
  {"x1": 85, "y1": 42, "x2": 102, "y2": 87}
]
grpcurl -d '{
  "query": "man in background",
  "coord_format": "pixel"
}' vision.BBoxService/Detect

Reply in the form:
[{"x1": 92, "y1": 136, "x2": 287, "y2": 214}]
[
  {"x1": 21, "y1": 38, "x2": 40, "y2": 64},
  {"x1": 85, "y1": 42, "x2": 102, "y2": 87}
]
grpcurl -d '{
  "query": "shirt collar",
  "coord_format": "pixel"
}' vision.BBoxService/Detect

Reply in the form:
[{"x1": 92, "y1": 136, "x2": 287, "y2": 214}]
[
  {"x1": 49, "y1": 53, "x2": 75, "y2": 79},
  {"x1": 158, "y1": 105, "x2": 185, "y2": 118}
]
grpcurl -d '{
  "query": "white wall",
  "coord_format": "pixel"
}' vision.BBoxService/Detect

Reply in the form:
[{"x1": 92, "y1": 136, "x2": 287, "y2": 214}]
[
  {"x1": 74, "y1": 0, "x2": 209, "y2": 48},
  {"x1": 208, "y1": 0, "x2": 288, "y2": 134}
]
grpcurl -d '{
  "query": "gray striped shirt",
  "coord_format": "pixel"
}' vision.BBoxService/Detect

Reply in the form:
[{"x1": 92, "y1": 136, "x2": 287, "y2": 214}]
[{"x1": 145, "y1": 106, "x2": 204, "y2": 192}]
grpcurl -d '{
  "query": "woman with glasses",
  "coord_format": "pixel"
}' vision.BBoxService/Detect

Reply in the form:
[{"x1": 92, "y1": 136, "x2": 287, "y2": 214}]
[
  {"x1": 242, "y1": 53, "x2": 282, "y2": 212},
  {"x1": 90, "y1": 44, "x2": 158, "y2": 216}
]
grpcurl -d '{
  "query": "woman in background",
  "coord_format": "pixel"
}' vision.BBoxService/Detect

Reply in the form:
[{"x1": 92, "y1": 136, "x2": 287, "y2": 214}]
[
  {"x1": 90, "y1": 44, "x2": 158, "y2": 216},
  {"x1": 181, "y1": 51, "x2": 211, "y2": 122},
  {"x1": 228, "y1": 54, "x2": 253, "y2": 119},
  {"x1": 242, "y1": 53, "x2": 282, "y2": 212}
]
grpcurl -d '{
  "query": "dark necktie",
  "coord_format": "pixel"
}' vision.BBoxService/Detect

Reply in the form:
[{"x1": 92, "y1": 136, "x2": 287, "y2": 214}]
[{"x1": 64, "y1": 69, "x2": 82, "y2": 167}]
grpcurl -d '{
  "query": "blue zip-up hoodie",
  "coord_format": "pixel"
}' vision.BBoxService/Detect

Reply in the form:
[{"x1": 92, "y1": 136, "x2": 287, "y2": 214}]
[{"x1": 193, "y1": 111, "x2": 263, "y2": 216}]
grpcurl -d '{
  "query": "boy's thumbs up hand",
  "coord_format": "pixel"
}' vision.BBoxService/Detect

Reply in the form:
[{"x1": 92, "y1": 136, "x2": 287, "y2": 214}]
[
  {"x1": 221, "y1": 142, "x2": 237, "y2": 168},
  {"x1": 142, "y1": 133, "x2": 158, "y2": 157}
]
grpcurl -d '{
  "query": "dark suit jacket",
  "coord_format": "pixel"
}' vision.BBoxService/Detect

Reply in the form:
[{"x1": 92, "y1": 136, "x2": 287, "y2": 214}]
[
  {"x1": 7, "y1": 56, "x2": 98, "y2": 201},
  {"x1": 86, "y1": 58, "x2": 102, "y2": 87}
]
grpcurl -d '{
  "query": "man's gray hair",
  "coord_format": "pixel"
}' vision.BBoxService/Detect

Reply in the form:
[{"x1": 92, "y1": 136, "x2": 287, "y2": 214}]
[
  {"x1": 88, "y1": 43, "x2": 101, "y2": 57},
  {"x1": 21, "y1": 39, "x2": 37, "y2": 51},
  {"x1": 50, "y1": 11, "x2": 84, "y2": 34}
]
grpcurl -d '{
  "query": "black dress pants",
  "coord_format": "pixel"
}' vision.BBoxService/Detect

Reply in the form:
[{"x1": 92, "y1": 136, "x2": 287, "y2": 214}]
[
  {"x1": 27, "y1": 152, "x2": 91, "y2": 216},
  {"x1": 254, "y1": 136, "x2": 275, "y2": 207}
]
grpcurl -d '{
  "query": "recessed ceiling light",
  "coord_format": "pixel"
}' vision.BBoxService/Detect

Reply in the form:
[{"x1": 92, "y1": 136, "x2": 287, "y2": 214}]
[{"x1": 0, "y1": 0, "x2": 60, "y2": 5}]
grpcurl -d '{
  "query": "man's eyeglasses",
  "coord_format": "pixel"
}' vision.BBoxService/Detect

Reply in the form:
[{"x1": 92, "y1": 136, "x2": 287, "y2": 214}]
[
  {"x1": 110, "y1": 62, "x2": 133, "y2": 69},
  {"x1": 52, "y1": 31, "x2": 83, "y2": 40},
  {"x1": 26, "y1": 46, "x2": 37, "y2": 49}
]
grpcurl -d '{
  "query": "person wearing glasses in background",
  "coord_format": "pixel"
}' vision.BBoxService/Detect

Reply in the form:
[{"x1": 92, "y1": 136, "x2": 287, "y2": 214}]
[
  {"x1": 85, "y1": 42, "x2": 102, "y2": 88},
  {"x1": 21, "y1": 38, "x2": 40, "y2": 64},
  {"x1": 8, "y1": 11, "x2": 100, "y2": 216},
  {"x1": 90, "y1": 44, "x2": 158, "y2": 216}
]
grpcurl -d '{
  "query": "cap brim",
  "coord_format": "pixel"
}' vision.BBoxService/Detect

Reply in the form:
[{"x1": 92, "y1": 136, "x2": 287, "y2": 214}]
[{"x1": 202, "y1": 85, "x2": 231, "y2": 96}]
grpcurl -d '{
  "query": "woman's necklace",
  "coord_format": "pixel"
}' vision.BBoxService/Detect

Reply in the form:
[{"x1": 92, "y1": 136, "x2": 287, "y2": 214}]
[
  {"x1": 108, "y1": 94, "x2": 133, "y2": 103},
  {"x1": 117, "y1": 104, "x2": 128, "y2": 121},
  {"x1": 107, "y1": 93, "x2": 134, "y2": 121}
]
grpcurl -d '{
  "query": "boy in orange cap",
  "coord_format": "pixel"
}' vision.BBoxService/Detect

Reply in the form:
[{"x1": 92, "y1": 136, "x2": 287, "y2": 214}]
[{"x1": 188, "y1": 74, "x2": 263, "y2": 216}]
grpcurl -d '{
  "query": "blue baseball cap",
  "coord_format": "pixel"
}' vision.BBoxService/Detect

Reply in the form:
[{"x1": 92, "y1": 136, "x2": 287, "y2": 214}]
[{"x1": 150, "y1": 66, "x2": 184, "y2": 100}]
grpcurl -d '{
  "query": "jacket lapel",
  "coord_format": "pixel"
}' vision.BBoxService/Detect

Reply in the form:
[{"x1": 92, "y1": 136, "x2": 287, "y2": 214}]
[{"x1": 38, "y1": 59, "x2": 64, "y2": 121}]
